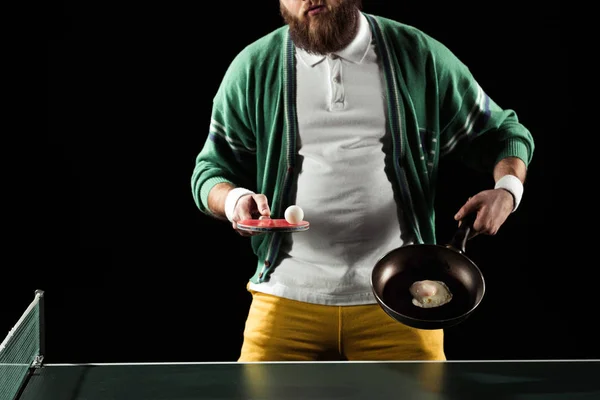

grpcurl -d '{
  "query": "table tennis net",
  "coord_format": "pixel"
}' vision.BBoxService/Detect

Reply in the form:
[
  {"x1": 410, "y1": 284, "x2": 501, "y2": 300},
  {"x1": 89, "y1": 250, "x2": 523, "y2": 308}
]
[{"x1": 0, "y1": 290, "x2": 44, "y2": 400}]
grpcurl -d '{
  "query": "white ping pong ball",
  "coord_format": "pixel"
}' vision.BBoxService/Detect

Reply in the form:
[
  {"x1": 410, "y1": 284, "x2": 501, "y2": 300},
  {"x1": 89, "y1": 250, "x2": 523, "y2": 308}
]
[{"x1": 284, "y1": 205, "x2": 304, "y2": 225}]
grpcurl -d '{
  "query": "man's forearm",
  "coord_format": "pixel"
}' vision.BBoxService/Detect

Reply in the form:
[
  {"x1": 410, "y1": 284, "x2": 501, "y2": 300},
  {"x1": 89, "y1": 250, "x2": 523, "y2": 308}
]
[
  {"x1": 493, "y1": 156, "x2": 527, "y2": 184},
  {"x1": 207, "y1": 182, "x2": 235, "y2": 219}
]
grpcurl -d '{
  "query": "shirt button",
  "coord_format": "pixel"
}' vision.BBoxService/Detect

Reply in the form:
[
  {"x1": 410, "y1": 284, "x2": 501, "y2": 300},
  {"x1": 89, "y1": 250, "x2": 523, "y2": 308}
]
[{"x1": 333, "y1": 76, "x2": 340, "y2": 83}]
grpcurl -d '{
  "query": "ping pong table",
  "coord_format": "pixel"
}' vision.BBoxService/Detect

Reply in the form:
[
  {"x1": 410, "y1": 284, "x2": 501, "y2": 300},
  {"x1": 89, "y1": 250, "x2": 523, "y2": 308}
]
[
  {"x1": 13, "y1": 359, "x2": 600, "y2": 399},
  {"x1": 4, "y1": 291, "x2": 600, "y2": 399}
]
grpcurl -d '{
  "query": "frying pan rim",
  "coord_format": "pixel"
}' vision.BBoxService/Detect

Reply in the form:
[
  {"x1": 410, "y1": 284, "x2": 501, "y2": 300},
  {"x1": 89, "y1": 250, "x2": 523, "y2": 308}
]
[{"x1": 370, "y1": 244, "x2": 487, "y2": 326}]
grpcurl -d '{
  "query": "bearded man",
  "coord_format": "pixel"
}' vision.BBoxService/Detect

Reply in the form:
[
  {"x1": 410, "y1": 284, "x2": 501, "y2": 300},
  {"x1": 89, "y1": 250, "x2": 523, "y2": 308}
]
[{"x1": 191, "y1": 0, "x2": 534, "y2": 361}]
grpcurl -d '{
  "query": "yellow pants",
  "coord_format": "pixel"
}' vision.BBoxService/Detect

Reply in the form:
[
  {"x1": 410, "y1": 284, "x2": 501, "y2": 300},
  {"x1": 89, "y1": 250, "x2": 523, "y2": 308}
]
[{"x1": 238, "y1": 288, "x2": 446, "y2": 361}]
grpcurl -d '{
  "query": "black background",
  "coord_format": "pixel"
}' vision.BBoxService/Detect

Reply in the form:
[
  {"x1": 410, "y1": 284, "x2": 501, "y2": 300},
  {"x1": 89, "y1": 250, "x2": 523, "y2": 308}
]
[{"x1": 4, "y1": 0, "x2": 587, "y2": 364}]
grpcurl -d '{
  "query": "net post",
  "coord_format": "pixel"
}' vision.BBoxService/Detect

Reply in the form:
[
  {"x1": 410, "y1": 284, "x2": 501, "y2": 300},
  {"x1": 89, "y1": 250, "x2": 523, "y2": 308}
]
[{"x1": 35, "y1": 289, "x2": 45, "y2": 363}]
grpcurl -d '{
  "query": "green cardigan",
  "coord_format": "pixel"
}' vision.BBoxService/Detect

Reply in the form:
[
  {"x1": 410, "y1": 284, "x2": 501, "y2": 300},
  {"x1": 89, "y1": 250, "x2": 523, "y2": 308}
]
[{"x1": 191, "y1": 13, "x2": 535, "y2": 284}]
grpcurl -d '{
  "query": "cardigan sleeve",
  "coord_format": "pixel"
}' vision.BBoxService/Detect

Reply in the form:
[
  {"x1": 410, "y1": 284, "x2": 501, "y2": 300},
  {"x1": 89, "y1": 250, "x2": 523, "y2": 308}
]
[
  {"x1": 191, "y1": 51, "x2": 258, "y2": 216},
  {"x1": 432, "y1": 38, "x2": 535, "y2": 173}
]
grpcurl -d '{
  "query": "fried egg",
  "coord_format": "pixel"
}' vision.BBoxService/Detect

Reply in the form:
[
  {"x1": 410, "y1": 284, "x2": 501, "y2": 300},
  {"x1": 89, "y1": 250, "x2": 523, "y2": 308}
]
[{"x1": 409, "y1": 280, "x2": 453, "y2": 308}]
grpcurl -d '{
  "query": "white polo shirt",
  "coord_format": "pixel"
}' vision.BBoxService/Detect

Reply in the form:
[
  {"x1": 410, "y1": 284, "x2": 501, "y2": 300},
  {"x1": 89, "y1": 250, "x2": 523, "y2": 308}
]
[{"x1": 249, "y1": 13, "x2": 413, "y2": 305}]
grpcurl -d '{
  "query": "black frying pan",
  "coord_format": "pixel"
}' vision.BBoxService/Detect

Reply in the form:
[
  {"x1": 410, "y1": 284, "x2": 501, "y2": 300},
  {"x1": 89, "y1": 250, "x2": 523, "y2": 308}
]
[{"x1": 371, "y1": 213, "x2": 485, "y2": 330}]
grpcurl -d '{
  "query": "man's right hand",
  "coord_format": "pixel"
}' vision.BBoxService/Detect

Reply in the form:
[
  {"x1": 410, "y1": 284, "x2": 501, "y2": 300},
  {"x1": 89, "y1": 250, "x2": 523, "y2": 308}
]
[
  {"x1": 231, "y1": 193, "x2": 272, "y2": 236},
  {"x1": 207, "y1": 182, "x2": 272, "y2": 236}
]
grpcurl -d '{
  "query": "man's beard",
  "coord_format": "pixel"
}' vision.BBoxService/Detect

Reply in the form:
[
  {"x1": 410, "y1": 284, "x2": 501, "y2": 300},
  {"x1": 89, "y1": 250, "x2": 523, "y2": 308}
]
[{"x1": 280, "y1": 0, "x2": 362, "y2": 55}]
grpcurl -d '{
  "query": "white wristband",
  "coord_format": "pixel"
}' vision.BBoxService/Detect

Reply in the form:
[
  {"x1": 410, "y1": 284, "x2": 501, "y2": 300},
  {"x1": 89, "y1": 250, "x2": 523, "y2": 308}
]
[
  {"x1": 494, "y1": 175, "x2": 524, "y2": 212},
  {"x1": 224, "y1": 187, "x2": 255, "y2": 222}
]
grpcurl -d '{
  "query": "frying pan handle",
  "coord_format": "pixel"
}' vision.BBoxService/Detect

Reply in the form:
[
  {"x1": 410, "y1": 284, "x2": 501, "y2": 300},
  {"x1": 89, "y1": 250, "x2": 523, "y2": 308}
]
[{"x1": 447, "y1": 212, "x2": 477, "y2": 253}]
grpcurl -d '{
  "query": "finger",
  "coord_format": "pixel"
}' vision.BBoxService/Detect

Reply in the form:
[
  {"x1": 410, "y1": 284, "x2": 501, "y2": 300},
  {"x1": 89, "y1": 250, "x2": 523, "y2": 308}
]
[
  {"x1": 459, "y1": 213, "x2": 480, "y2": 239},
  {"x1": 468, "y1": 224, "x2": 480, "y2": 239},
  {"x1": 252, "y1": 194, "x2": 271, "y2": 218},
  {"x1": 454, "y1": 197, "x2": 474, "y2": 221}
]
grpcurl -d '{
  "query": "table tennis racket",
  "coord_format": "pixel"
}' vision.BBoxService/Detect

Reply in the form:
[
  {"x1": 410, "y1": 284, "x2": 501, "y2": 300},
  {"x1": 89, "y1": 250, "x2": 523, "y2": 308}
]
[{"x1": 237, "y1": 218, "x2": 310, "y2": 233}]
